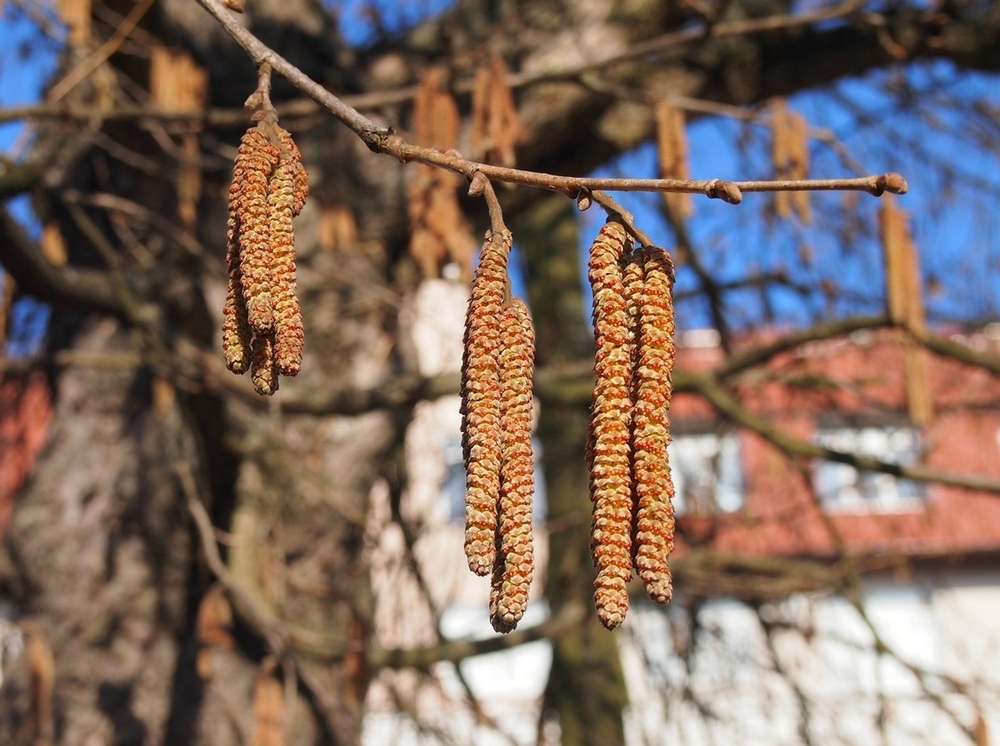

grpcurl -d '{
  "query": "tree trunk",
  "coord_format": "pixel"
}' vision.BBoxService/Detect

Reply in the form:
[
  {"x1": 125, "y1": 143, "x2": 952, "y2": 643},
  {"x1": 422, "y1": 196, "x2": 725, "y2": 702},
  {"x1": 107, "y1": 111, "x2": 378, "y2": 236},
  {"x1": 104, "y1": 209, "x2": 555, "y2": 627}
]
[
  {"x1": 2, "y1": 1, "x2": 408, "y2": 742},
  {"x1": 515, "y1": 197, "x2": 629, "y2": 745}
]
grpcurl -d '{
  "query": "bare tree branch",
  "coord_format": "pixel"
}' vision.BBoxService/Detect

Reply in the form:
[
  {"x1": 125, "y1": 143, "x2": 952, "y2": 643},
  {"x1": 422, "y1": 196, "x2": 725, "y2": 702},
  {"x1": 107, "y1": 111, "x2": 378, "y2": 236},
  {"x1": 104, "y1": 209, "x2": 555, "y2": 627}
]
[
  {"x1": 190, "y1": 0, "x2": 903, "y2": 206},
  {"x1": 0, "y1": 207, "x2": 126, "y2": 317},
  {"x1": 698, "y1": 376, "x2": 1000, "y2": 494}
]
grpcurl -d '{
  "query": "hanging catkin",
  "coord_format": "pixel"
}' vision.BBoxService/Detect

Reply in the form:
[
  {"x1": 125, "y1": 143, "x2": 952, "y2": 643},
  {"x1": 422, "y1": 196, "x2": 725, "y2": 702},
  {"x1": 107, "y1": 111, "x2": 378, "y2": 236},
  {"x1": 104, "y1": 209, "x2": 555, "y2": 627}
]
[
  {"x1": 490, "y1": 297, "x2": 535, "y2": 633},
  {"x1": 788, "y1": 112, "x2": 811, "y2": 223},
  {"x1": 267, "y1": 157, "x2": 303, "y2": 377},
  {"x1": 587, "y1": 219, "x2": 636, "y2": 631},
  {"x1": 771, "y1": 98, "x2": 792, "y2": 219},
  {"x1": 460, "y1": 229, "x2": 512, "y2": 576},
  {"x1": 631, "y1": 247, "x2": 676, "y2": 605},
  {"x1": 223, "y1": 122, "x2": 308, "y2": 395},
  {"x1": 223, "y1": 177, "x2": 252, "y2": 374},
  {"x1": 235, "y1": 128, "x2": 280, "y2": 335},
  {"x1": 622, "y1": 248, "x2": 646, "y2": 406},
  {"x1": 654, "y1": 100, "x2": 693, "y2": 219}
]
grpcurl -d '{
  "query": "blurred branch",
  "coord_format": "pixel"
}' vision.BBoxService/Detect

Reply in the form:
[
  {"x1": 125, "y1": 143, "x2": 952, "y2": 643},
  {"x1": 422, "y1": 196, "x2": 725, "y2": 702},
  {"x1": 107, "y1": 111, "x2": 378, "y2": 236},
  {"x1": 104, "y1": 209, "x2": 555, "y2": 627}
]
[
  {"x1": 280, "y1": 371, "x2": 462, "y2": 416},
  {"x1": 45, "y1": 0, "x2": 156, "y2": 102},
  {"x1": 60, "y1": 189, "x2": 214, "y2": 264},
  {"x1": 913, "y1": 328, "x2": 1000, "y2": 377},
  {"x1": 715, "y1": 315, "x2": 890, "y2": 378},
  {"x1": 673, "y1": 550, "x2": 850, "y2": 600},
  {"x1": 0, "y1": 162, "x2": 41, "y2": 200},
  {"x1": 181, "y1": 464, "x2": 289, "y2": 654},
  {"x1": 182, "y1": 447, "x2": 588, "y2": 666},
  {"x1": 786, "y1": 461, "x2": 982, "y2": 742},
  {"x1": 370, "y1": 601, "x2": 587, "y2": 669},
  {"x1": 698, "y1": 375, "x2": 1000, "y2": 494},
  {"x1": 0, "y1": 207, "x2": 125, "y2": 316},
  {"x1": 759, "y1": 615, "x2": 815, "y2": 746},
  {"x1": 662, "y1": 205, "x2": 733, "y2": 353},
  {"x1": 191, "y1": 0, "x2": 904, "y2": 207}
]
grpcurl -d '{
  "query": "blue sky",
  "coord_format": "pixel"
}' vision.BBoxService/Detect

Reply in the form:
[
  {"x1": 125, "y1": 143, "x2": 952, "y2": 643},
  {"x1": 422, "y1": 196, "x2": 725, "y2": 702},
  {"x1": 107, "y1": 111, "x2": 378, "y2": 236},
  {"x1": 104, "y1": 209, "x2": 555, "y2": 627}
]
[
  {"x1": 587, "y1": 61, "x2": 1000, "y2": 334},
  {"x1": 1, "y1": 5, "x2": 60, "y2": 355}
]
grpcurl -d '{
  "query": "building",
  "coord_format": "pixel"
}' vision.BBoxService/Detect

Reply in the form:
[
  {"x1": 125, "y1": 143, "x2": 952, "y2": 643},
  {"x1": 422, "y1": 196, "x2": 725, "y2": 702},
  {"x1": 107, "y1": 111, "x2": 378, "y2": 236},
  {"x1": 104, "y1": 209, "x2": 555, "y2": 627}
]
[{"x1": 365, "y1": 277, "x2": 1000, "y2": 745}]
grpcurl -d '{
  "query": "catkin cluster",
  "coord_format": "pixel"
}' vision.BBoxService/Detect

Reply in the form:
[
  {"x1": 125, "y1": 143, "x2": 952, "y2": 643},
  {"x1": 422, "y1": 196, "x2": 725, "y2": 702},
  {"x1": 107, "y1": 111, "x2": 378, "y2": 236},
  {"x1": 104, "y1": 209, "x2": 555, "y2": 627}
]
[
  {"x1": 223, "y1": 122, "x2": 308, "y2": 395},
  {"x1": 587, "y1": 219, "x2": 677, "y2": 630},
  {"x1": 460, "y1": 229, "x2": 536, "y2": 633}
]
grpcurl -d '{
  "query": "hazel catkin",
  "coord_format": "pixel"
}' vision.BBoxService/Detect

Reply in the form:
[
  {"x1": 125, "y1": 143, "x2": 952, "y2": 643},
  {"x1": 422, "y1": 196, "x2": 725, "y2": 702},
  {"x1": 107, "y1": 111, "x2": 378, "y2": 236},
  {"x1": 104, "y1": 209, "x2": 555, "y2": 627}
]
[
  {"x1": 224, "y1": 123, "x2": 308, "y2": 395},
  {"x1": 250, "y1": 332, "x2": 279, "y2": 396},
  {"x1": 235, "y1": 129, "x2": 281, "y2": 335},
  {"x1": 460, "y1": 229, "x2": 512, "y2": 576},
  {"x1": 275, "y1": 125, "x2": 309, "y2": 217},
  {"x1": 222, "y1": 211, "x2": 252, "y2": 374},
  {"x1": 631, "y1": 246, "x2": 676, "y2": 605},
  {"x1": 267, "y1": 157, "x2": 303, "y2": 376},
  {"x1": 587, "y1": 219, "x2": 636, "y2": 631},
  {"x1": 490, "y1": 297, "x2": 535, "y2": 633}
]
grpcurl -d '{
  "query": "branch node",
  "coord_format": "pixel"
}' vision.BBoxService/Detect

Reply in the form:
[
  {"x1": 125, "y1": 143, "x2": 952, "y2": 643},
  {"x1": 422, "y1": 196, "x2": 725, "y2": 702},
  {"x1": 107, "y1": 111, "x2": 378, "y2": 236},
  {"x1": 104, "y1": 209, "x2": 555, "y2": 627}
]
[
  {"x1": 576, "y1": 189, "x2": 593, "y2": 211},
  {"x1": 245, "y1": 63, "x2": 275, "y2": 119},
  {"x1": 472, "y1": 174, "x2": 508, "y2": 235},
  {"x1": 468, "y1": 171, "x2": 489, "y2": 197},
  {"x1": 707, "y1": 179, "x2": 742, "y2": 205},
  {"x1": 877, "y1": 172, "x2": 908, "y2": 196}
]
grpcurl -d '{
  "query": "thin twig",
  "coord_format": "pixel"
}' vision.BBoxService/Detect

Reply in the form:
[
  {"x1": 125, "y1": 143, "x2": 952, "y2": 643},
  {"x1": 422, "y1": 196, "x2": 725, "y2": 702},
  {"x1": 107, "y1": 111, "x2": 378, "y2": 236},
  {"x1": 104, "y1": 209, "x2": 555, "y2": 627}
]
[
  {"x1": 661, "y1": 202, "x2": 732, "y2": 353},
  {"x1": 468, "y1": 173, "x2": 508, "y2": 235},
  {"x1": 590, "y1": 190, "x2": 655, "y2": 247},
  {"x1": 191, "y1": 0, "x2": 902, "y2": 205},
  {"x1": 178, "y1": 463, "x2": 289, "y2": 654},
  {"x1": 46, "y1": 0, "x2": 156, "y2": 102},
  {"x1": 60, "y1": 189, "x2": 214, "y2": 264},
  {"x1": 245, "y1": 62, "x2": 275, "y2": 117}
]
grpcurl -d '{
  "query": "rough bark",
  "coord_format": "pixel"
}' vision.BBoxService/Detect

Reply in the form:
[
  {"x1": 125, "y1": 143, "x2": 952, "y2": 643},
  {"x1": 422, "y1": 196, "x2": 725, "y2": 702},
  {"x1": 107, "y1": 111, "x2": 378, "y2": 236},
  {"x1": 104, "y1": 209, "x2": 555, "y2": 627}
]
[
  {"x1": 2, "y1": 1, "x2": 404, "y2": 743},
  {"x1": 515, "y1": 197, "x2": 629, "y2": 745}
]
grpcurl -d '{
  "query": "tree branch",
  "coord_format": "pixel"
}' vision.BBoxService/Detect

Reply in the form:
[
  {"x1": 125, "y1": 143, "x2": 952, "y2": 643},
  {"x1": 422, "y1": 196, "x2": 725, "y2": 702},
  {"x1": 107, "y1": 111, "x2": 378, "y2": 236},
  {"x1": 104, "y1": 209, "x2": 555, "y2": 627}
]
[
  {"x1": 697, "y1": 375, "x2": 1000, "y2": 494},
  {"x1": 0, "y1": 162, "x2": 41, "y2": 201},
  {"x1": 715, "y1": 315, "x2": 891, "y2": 379},
  {"x1": 190, "y1": 0, "x2": 904, "y2": 205},
  {"x1": 0, "y1": 208, "x2": 126, "y2": 317}
]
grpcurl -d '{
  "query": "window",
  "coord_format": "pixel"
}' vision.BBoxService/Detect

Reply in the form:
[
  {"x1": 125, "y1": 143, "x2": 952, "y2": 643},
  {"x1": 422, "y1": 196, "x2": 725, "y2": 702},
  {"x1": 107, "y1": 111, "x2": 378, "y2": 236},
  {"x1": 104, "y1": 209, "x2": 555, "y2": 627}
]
[
  {"x1": 813, "y1": 425, "x2": 926, "y2": 512},
  {"x1": 438, "y1": 434, "x2": 547, "y2": 525},
  {"x1": 669, "y1": 432, "x2": 745, "y2": 515},
  {"x1": 440, "y1": 433, "x2": 467, "y2": 524}
]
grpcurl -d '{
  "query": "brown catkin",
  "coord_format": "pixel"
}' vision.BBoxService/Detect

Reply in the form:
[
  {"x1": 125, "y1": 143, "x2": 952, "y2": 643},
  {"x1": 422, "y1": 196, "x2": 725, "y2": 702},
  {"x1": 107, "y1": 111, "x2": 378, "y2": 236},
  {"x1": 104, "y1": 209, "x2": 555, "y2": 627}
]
[
  {"x1": 235, "y1": 128, "x2": 281, "y2": 334},
  {"x1": 622, "y1": 249, "x2": 646, "y2": 409},
  {"x1": 267, "y1": 158, "x2": 303, "y2": 376},
  {"x1": 771, "y1": 99, "x2": 792, "y2": 219},
  {"x1": 275, "y1": 125, "x2": 309, "y2": 217},
  {"x1": 587, "y1": 219, "x2": 635, "y2": 630},
  {"x1": 223, "y1": 124, "x2": 308, "y2": 395},
  {"x1": 789, "y1": 113, "x2": 811, "y2": 223},
  {"x1": 250, "y1": 332, "x2": 279, "y2": 396},
  {"x1": 222, "y1": 212, "x2": 252, "y2": 373},
  {"x1": 631, "y1": 247, "x2": 677, "y2": 605},
  {"x1": 460, "y1": 230, "x2": 512, "y2": 576},
  {"x1": 490, "y1": 297, "x2": 535, "y2": 633}
]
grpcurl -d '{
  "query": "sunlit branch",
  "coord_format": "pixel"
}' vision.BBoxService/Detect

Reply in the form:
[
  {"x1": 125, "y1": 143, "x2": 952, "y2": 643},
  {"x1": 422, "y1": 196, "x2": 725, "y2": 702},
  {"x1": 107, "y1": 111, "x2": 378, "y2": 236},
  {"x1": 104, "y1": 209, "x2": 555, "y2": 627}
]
[
  {"x1": 45, "y1": 0, "x2": 155, "y2": 102},
  {"x1": 191, "y1": 0, "x2": 904, "y2": 206},
  {"x1": 0, "y1": 207, "x2": 125, "y2": 316},
  {"x1": 698, "y1": 376, "x2": 1000, "y2": 494}
]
